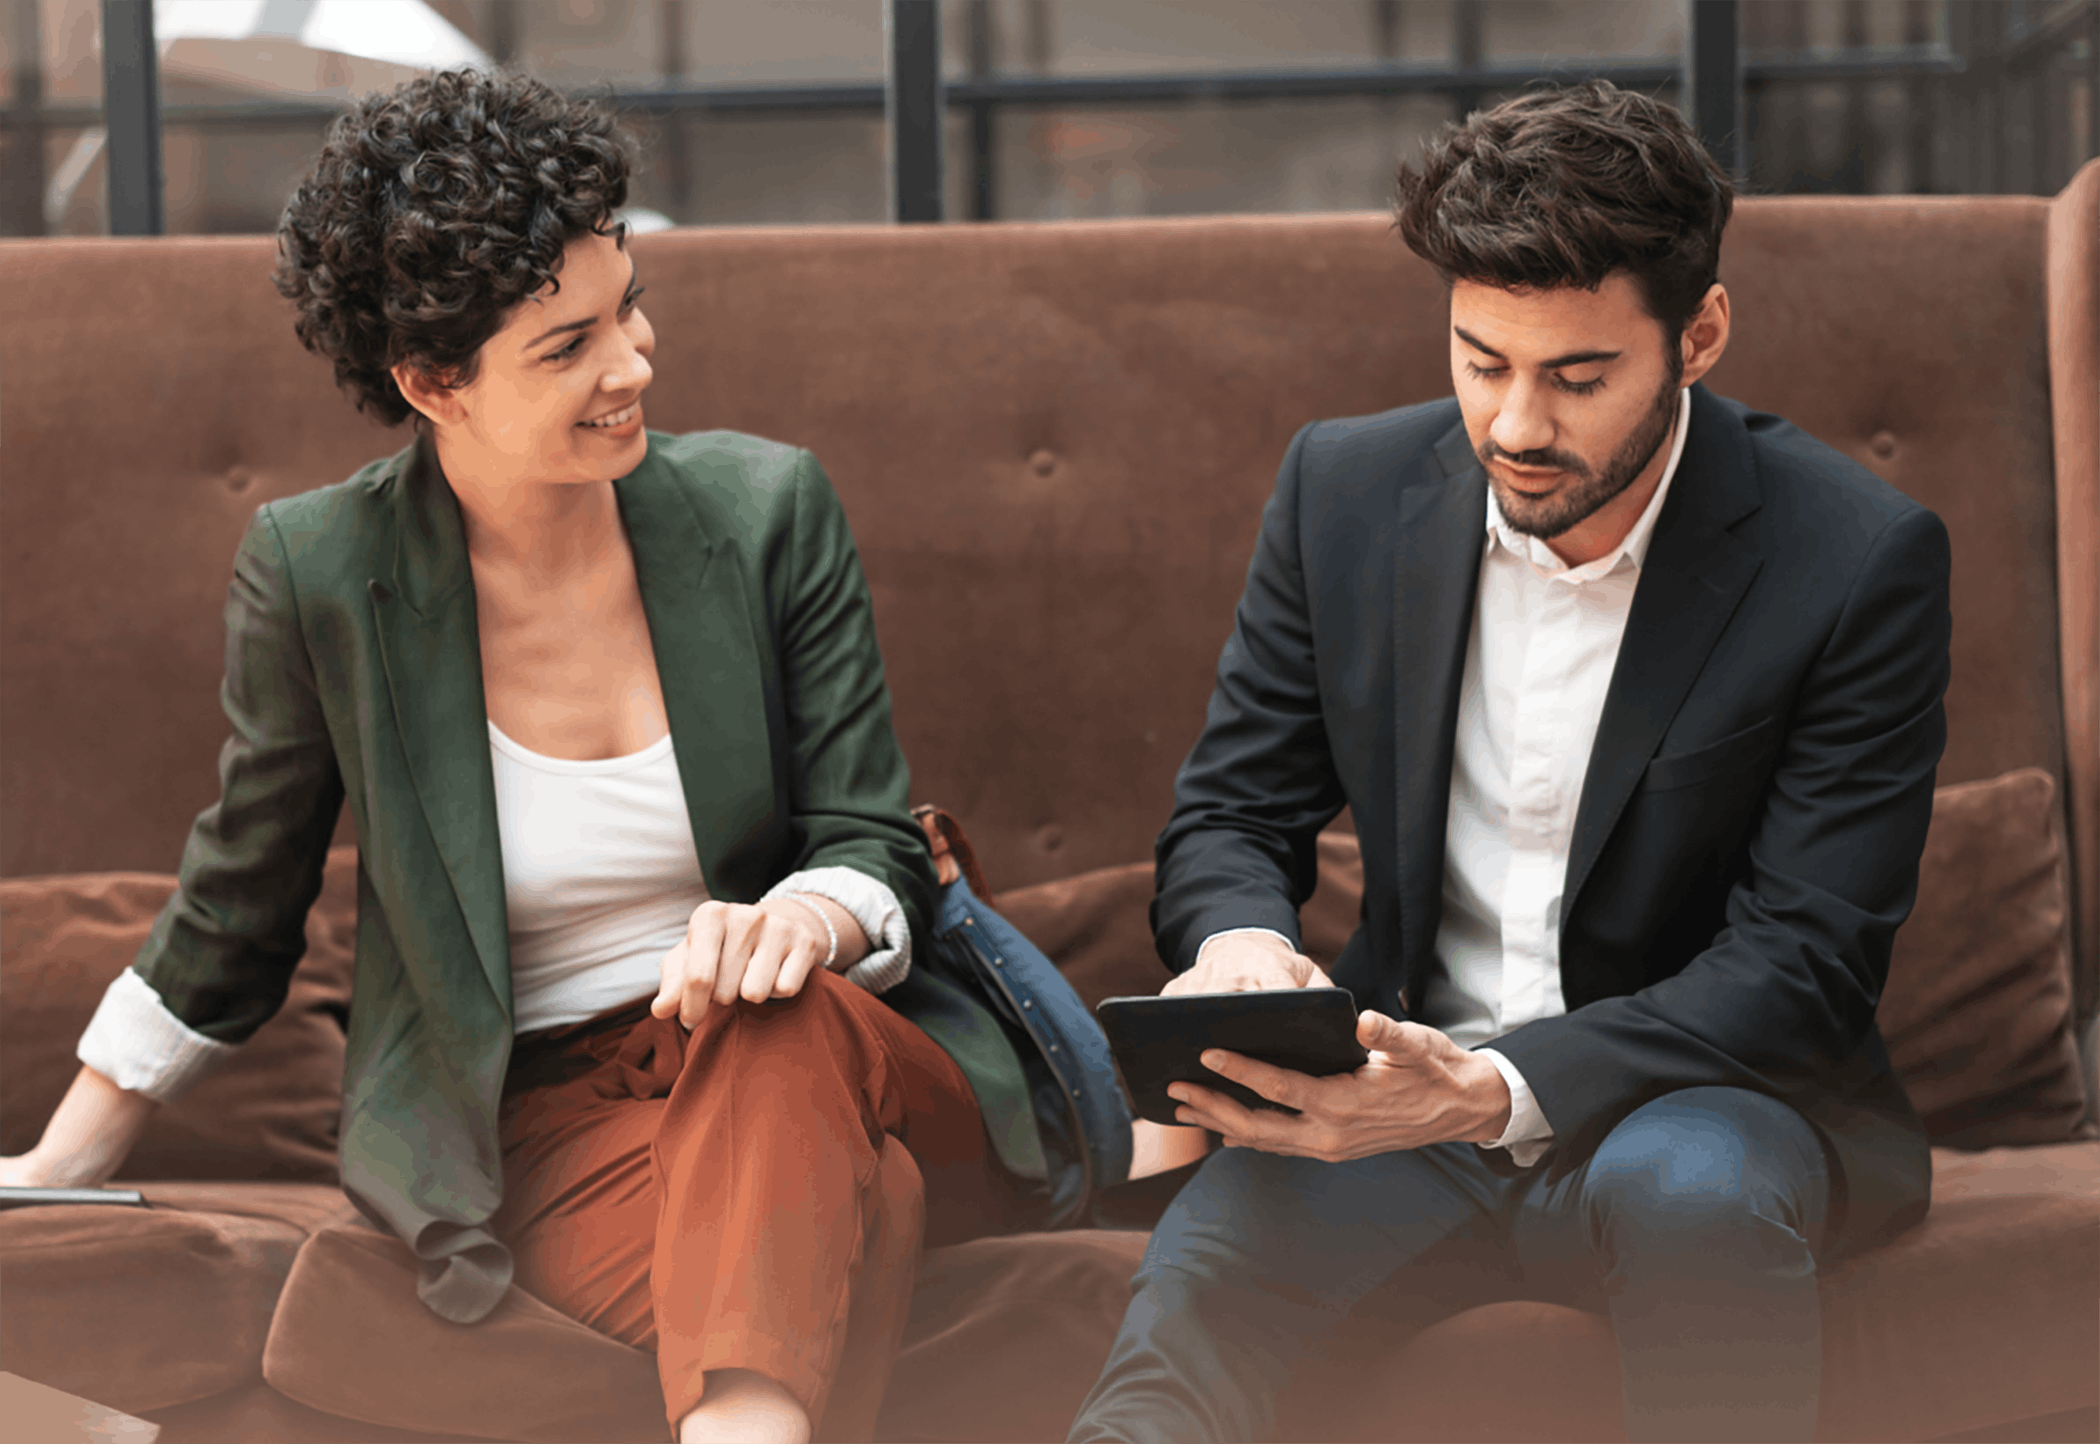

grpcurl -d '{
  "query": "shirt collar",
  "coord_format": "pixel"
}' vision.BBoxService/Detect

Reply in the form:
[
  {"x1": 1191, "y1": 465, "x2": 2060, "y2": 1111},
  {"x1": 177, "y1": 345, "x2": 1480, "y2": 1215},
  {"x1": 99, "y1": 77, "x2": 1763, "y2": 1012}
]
[{"x1": 1484, "y1": 386, "x2": 1692, "y2": 582}]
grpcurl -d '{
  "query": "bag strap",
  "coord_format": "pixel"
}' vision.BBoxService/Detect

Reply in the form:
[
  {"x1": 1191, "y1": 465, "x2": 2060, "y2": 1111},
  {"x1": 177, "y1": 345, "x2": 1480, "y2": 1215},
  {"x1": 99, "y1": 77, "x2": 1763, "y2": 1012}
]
[{"x1": 910, "y1": 804, "x2": 996, "y2": 908}]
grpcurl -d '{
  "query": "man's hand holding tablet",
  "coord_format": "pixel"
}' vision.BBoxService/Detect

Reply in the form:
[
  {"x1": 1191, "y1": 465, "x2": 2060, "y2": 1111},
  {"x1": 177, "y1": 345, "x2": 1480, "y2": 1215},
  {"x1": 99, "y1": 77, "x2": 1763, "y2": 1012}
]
[{"x1": 1133, "y1": 931, "x2": 1515, "y2": 1162}]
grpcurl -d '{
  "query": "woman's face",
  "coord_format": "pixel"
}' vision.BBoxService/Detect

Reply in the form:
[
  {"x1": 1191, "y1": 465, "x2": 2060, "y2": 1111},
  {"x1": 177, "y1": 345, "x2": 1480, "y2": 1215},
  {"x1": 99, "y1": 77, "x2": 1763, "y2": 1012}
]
[{"x1": 413, "y1": 226, "x2": 656, "y2": 488}]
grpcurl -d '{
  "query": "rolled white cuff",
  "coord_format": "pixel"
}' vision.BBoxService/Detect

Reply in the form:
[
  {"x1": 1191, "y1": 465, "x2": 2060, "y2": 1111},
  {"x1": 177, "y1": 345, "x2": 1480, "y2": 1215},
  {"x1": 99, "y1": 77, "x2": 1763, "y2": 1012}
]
[
  {"x1": 1193, "y1": 927, "x2": 1299, "y2": 967},
  {"x1": 1475, "y1": 1047, "x2": 1553, "y2": 1167},
  {"x1": 76, "y1": 969, "x2": 238, "y2": 1103},
  {"x1": 766, "y1": 865, "x2": 911, "y2": 995}
]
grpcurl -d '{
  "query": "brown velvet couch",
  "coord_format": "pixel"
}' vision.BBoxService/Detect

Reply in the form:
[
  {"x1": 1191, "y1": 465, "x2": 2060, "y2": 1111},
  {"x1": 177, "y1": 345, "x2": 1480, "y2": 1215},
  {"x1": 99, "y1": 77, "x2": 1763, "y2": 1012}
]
[{"x1": 3, "y1": 163, "x2": 2096, "y2": 1444}]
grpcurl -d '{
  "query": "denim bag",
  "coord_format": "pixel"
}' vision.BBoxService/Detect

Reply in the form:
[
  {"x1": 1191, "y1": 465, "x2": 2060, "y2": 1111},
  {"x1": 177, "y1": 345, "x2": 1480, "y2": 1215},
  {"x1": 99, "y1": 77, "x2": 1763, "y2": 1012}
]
[{"x1": 882, "y1": 807, "x2": 1133, "y2": 1230}]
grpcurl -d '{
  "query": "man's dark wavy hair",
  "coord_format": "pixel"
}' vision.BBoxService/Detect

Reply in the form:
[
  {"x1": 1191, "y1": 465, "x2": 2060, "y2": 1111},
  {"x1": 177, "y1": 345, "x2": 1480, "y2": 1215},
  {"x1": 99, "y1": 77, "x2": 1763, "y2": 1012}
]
[
  {"x1": 1393, "y1": 80, "x2": 1734, "y2": 342},
  {"x1": 274, "y1": 68, "x2": 634, "y2": 427}
]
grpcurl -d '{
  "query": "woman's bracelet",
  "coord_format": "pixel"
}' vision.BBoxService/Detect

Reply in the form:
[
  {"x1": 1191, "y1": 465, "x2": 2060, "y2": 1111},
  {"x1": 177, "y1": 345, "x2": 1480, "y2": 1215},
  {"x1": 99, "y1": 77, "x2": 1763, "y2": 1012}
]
[{"x1": 777, "y1": 893, "x2": 840, "y2": 970}]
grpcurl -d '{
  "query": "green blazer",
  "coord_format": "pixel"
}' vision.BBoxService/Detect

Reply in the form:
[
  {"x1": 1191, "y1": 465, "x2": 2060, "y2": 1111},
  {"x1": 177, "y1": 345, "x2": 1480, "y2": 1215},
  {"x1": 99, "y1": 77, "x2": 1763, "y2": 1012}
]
[{"x1": 129, "y1": 431, "x2": 941, "y2": 1322}]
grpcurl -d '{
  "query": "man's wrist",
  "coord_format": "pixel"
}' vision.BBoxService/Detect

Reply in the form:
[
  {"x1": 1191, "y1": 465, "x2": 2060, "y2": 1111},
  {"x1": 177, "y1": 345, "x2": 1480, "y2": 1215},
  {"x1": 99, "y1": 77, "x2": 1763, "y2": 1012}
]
[
  {"x1": 1463, "y1": 1049, "x2": 1515, "y2": 1143},
  {"x1": 1191, "y1": 927, "x2": 1298, "y2": 970}
]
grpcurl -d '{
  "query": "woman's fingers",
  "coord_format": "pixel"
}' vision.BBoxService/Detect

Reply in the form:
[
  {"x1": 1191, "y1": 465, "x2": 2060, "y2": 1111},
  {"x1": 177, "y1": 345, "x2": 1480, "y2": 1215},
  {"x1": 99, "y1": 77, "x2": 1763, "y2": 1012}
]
[
  {"x1": 768, "y1": 928, "x2": 823, "y2": 999},
  {"x1": 650, "y1": 936, "x2": 686, "y2": 1019},
  {"x1": 711, "y1": 905, "x2": 763, "y2": 1007},
  {"x1": 655, "y1": 904, "x2": 729, "y2": 1026},
  {"x1": 744, "y1": 912, "x2": 825, "y2": 1002},
  {"x1": 656, "y1": 902, "x2": 824, "y2": 1023}
]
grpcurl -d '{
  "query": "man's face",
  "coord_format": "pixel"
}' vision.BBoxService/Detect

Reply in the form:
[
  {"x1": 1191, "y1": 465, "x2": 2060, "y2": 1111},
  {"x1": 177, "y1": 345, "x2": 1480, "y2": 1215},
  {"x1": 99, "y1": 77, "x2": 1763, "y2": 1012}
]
[{"x1": 1449, "y1": 274, "x2": 1683, "y2": 544}]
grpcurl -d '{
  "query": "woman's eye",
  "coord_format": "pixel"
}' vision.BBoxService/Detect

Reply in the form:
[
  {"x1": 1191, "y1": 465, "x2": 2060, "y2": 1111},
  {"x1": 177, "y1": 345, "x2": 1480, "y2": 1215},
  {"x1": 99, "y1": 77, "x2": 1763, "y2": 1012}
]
[
  {"x1": 620, "y1": 285, "x2": 646, "y2": 313},
  {"x1": 549, "y1": 336, "x2": 586, "y2": 362}
]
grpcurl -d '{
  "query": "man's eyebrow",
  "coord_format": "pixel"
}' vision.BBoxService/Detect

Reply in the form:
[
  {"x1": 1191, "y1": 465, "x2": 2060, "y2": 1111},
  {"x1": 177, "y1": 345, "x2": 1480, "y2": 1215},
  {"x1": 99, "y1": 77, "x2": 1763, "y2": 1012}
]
[
  {"x1": 1452, "y1": 326, "x2": 1622, "y2": 370},
  {"x1": 524, "y1": 262, "x2": 641, "y2": 351}
]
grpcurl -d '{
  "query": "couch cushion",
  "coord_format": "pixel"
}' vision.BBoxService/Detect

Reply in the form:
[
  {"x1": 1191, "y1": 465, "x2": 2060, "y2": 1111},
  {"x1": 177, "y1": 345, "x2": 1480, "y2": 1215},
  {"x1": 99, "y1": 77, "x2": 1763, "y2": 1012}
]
[
  {"x1": 0, "y1": 847, "x2": 358, "y2": 1181},
  {"x1": 1879, "y1": 768, "x2": 2091, "y2": 1147},
  {"x1": 262, "y1": 1223, "x2": 666, "y2": 1444},
  {"x1": 263, "y1": 1136, "x2": 924, "y2": 1444},
  {"x1": 878, "y1": 1229, "x2": 1151, "y2": 1443},
  {"x1": 0, "y1": 1180, "x2": 351, "y2": 1416},
  {"x1": 1812, "y1": 1140, "x2": 2100, "y2": 1442}
]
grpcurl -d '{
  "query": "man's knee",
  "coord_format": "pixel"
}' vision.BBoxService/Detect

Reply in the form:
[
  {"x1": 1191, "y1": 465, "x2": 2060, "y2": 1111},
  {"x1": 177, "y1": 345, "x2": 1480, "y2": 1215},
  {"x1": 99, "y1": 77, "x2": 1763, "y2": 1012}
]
[{"x1": 1581, "y1": 1088, "x2": 1823, "y2": 1248}]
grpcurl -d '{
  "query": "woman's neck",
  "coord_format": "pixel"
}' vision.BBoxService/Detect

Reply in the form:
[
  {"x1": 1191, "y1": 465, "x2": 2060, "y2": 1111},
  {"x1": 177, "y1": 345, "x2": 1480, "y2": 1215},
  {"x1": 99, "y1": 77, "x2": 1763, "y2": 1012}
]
[{"x1": 436, "y1": 433, "x2": 626, "y2": 582}]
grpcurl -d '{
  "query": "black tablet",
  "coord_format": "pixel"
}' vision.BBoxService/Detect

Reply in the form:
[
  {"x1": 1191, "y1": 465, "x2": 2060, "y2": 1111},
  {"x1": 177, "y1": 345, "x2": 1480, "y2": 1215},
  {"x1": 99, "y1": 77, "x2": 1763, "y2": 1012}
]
[{"x1": 1095, "y1": 988, "x2": 1369, "y2": 1126}]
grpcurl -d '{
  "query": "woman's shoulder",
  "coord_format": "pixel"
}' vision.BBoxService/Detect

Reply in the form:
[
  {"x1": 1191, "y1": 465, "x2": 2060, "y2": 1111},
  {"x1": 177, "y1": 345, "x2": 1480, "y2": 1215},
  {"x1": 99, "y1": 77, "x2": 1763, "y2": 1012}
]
[
  {"x1": 638, "y1": 429, "x2": 843, "y2": 540},
  {"x1": 643, "y1": 429, "x2": 816, "y2": 499},
  {"x1": 256, "y1": 445, "x2": 413, "y2": 552},
  {"x1": 243, "y1": 445, "x2": 416, "y2": 595}
]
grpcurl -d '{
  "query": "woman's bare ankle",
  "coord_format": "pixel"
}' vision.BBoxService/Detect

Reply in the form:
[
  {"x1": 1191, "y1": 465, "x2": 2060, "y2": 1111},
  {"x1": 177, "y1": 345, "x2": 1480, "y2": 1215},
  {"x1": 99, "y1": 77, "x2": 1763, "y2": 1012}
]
[{"x1": 676, "y1": 1368, "x2": 810, "y2": 1444}]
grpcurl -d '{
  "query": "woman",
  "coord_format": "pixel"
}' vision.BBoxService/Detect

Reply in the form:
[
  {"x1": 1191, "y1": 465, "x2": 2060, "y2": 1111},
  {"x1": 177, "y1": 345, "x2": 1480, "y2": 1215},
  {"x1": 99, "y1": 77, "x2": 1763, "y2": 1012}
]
[{"x1": 0, "y1": 69, "x2": 993, "y2": 1444}]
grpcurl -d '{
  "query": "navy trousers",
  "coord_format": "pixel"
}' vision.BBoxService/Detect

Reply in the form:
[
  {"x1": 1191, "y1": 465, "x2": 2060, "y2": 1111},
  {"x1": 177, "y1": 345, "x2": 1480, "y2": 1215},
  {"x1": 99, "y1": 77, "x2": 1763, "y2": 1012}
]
[{"x1": 1069, "y1": 1086, "x2": 1834, "y2": 1444}]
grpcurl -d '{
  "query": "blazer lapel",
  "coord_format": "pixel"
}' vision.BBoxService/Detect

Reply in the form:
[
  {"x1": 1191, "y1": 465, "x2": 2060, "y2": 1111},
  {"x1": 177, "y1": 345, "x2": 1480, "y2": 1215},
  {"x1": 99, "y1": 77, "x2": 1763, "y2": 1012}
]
[
  {"x1": 1563, "y1": 385, "x2": 1764, "y2": 927},
  {"x1": 369, "y1": 441, "x2": 512, "y2": 1015},
  {"x1": 1392, "y1": 421, "x2": 1489, "y2": 974},
  {"x1": 615, "y1": 447, "x2": 777, "y2": 903}
]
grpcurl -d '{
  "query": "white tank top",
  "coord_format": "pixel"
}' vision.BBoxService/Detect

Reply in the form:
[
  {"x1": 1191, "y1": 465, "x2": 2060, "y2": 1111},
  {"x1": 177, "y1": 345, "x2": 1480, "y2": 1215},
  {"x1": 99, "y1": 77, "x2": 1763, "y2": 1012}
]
[{"x1": 488, "y1": 721, "x2": 711, "y2": 1035}]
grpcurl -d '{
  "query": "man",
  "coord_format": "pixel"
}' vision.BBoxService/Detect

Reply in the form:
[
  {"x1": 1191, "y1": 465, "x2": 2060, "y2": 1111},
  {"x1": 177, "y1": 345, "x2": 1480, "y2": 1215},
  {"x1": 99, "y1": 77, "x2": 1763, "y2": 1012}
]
[{"x1": 1070, "y1": 81, "x2": 1947, "y2": 1444}]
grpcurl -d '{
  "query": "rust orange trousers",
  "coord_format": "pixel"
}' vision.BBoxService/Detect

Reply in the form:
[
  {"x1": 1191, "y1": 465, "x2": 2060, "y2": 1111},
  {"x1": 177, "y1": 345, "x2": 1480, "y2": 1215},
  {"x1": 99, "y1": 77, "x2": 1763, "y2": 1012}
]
[{"x1": 492, "y1": 968, "x2": 989, "y2": 1432}]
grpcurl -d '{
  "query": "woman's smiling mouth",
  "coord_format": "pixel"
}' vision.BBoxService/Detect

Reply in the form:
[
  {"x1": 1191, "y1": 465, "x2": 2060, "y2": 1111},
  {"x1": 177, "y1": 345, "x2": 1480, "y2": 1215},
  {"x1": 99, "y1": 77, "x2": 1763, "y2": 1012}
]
[{"x1": 579, "y1": 401, "x2": 641, "y2": 430}]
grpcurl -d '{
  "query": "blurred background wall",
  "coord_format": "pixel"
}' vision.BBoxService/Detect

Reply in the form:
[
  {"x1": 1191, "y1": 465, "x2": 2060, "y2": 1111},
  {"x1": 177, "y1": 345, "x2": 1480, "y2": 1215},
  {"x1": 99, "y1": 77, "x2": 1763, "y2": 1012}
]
[{"x1": 0, "y1": 0, "x2": 2093, "y2": 238}]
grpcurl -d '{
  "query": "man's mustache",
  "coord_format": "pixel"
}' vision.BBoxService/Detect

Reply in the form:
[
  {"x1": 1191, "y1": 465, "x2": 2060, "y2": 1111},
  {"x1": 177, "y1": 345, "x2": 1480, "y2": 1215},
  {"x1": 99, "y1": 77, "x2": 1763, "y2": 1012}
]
[{"x1": 1479, "y1": 441, "x2": 1590, "y2": 478}]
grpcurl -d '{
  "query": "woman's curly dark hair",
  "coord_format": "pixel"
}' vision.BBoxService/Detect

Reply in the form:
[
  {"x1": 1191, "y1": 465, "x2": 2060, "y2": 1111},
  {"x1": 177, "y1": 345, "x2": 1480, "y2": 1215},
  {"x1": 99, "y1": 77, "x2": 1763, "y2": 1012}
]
[
  {"x1": 1393, "y1": 80, "x2": 1733, "y2": 343},
  {"x1": 274, "y1": 69, "x2": 634, "y2": 426}
]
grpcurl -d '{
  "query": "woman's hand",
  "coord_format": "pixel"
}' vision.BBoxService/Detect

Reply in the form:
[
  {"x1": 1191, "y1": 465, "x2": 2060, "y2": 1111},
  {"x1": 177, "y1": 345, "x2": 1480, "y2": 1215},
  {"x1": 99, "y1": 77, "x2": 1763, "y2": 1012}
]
[
  {"x1": 0, "y1": 1066, "x2": 157, "y2": 1188},
  {"x1": 0, "y1": 1153, "x2": 50, "y2": 1187},
  {"x1": 651, "y1": 899, "x2": 835, "y2": 1025}
]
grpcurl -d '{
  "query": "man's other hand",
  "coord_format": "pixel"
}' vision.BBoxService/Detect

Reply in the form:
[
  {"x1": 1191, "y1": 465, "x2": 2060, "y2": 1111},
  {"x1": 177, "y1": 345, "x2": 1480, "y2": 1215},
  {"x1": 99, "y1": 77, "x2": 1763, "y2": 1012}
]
[
  {"x1": 1162, "y1": 931, "x2": 1330, "y2": 996},
  {"x1": 1166, "y1": 1010, "x2": 1515, "y2": 1161}
]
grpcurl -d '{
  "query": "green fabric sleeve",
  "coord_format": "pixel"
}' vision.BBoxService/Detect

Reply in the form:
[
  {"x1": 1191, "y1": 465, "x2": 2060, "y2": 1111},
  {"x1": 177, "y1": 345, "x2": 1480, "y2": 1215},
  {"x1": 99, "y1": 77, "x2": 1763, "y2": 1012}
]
[
  {"x1": 767, "y1": 450, "x2": 940, "y2": 953},
  {"x1": 133, "y1": 503, "x2": 346, "y2": 1042}
]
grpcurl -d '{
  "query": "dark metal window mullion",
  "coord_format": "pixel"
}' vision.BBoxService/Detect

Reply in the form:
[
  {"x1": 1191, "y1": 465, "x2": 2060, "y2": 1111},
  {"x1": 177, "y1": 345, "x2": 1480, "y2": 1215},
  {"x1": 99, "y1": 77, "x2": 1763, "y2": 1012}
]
[
  {"x1": 886, "y1": 0, "x2": 943, "y2": 224},
  {"x1": 1686, "y1": 0, "x2": 1745, "y2": 181},
  {"x1": 1451, "y1": 0, "x2": 1485, "y2": 122},
  {"x1": 964, "y1": 0, "x2": 996, "y2": 224},
  {"x1": 3, "y1": 0, "x2": 48, "y2": 236},
  {"x1": 100, "y1": 0, "x2": 162, "y2": 235}
]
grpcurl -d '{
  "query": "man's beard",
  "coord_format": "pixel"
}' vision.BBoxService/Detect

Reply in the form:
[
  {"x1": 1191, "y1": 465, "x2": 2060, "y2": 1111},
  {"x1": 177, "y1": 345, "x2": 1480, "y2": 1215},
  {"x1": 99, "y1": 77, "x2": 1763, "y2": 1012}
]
[{"x1": 1480, "y1": 368, "x2": 1682, "y2": 541}]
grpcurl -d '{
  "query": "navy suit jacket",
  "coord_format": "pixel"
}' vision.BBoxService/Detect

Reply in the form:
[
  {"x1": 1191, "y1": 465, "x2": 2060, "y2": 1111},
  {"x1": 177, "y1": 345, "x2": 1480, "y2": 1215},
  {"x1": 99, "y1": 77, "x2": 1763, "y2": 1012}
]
[{"x1": 1153, "y1": 384, "x2": 1945, "y2": 1253}]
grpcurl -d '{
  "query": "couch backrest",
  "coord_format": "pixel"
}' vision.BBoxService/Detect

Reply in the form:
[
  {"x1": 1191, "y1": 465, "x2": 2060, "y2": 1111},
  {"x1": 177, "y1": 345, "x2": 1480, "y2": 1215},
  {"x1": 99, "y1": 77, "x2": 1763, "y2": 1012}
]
[{"x1": 3, "y1": 171, "x2": 2093, "y2": 1040}]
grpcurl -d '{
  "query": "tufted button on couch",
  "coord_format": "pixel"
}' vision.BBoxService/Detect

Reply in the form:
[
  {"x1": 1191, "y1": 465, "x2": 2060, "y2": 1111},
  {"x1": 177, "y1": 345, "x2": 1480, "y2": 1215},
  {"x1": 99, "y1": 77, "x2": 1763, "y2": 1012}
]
[{"x1": 2, "y1": 162, "x2": 2095, "y2": 1443}]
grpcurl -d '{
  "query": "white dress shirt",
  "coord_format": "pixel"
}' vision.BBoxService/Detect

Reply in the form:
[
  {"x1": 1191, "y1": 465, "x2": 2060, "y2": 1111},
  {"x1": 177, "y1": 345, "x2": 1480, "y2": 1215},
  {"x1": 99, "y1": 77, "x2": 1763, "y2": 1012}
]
[{"x1": 1201, "y1": 388, "x2": 1690, "y2": 1168}]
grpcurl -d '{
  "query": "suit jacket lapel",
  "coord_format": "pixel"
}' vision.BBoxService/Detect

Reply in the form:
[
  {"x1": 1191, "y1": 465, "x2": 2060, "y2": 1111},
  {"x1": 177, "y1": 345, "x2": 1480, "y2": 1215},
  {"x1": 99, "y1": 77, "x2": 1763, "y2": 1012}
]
[
  {"x1": 1564, "y1": 385, "x2": 1765, "y2": 927},
  {"x1": 369, "y1": 440, "x2": 512, "y2": 1015},
  {"x1": 615, "y1": 447, "x2": 777, "y2": 903},
  {"x1": 1392, "y1": 421, "x2": 1489, "y2": 975}
]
